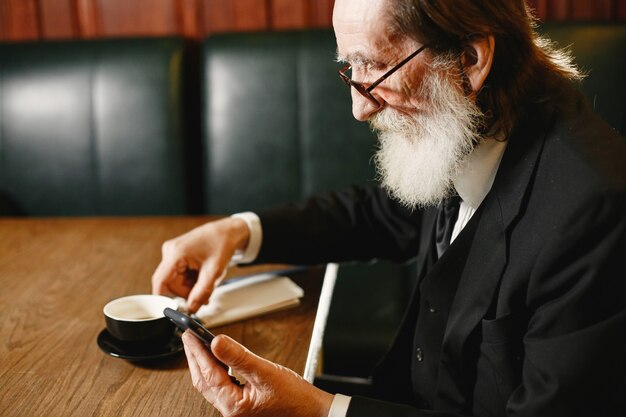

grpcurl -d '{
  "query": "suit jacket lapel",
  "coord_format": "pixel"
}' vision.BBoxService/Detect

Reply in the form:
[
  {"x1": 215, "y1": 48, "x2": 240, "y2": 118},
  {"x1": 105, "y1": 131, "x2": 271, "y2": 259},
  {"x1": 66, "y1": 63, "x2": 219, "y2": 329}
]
[{"x1": 434, "y1": 102, "x2": 556, "y2": 409}]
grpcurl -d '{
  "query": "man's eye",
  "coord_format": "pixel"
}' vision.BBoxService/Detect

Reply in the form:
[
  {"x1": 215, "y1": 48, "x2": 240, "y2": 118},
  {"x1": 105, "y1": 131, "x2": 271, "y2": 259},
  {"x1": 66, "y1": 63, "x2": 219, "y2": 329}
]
[
  {"x1": 352, "y1": 62, "x2": 383, "y2": 74},
  {"x1": 365, "y1": 62, "x2": 386, "y2": 72}
]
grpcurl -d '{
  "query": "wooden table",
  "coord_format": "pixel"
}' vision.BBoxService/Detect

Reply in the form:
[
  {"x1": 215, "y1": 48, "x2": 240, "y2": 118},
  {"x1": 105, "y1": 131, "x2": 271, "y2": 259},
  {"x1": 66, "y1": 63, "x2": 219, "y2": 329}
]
[{"x1": 0, "y1": 217, "x2": 329, "y2": 417}]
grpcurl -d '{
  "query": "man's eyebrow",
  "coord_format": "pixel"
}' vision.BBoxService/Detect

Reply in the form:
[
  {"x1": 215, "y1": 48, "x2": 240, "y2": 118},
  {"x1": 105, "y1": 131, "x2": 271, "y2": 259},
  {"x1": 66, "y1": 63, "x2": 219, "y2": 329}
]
[{"x1": 335, "y1": 50, "x2": 377, "y2": 66}]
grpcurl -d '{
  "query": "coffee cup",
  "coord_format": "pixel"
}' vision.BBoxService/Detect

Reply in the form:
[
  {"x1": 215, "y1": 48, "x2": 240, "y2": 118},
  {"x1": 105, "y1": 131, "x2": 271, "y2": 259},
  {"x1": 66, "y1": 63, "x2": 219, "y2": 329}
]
[{"x1": 103, "y1": 294, "x2": 178, "y2": 348}]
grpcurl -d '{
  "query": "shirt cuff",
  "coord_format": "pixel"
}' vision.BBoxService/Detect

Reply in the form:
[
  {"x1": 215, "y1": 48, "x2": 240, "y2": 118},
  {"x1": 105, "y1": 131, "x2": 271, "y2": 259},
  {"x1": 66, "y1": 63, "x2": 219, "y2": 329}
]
[
  {"x1": 230, "y1": 212, "x2": 262, "y2": 264},
  {"x1": 327, "y1": 394, "x2": 351, "y2": 417}
]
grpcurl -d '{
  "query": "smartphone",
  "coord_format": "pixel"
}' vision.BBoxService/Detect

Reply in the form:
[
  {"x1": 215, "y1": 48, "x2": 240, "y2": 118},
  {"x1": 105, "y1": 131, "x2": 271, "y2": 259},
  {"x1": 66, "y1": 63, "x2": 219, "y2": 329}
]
[
  {"x1": 164, "y1": 307, "x2": 216, "y2": 347},
  {"x1": 164, "y1": 308, "x2": 242, "y2": 385}
]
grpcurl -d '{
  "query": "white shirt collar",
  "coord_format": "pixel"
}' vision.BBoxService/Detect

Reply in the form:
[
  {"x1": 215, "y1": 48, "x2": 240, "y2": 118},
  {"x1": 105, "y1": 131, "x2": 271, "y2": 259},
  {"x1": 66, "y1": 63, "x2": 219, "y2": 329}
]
[{"x1": 453, "y1": 137, "x2": 508, "y2": 209}]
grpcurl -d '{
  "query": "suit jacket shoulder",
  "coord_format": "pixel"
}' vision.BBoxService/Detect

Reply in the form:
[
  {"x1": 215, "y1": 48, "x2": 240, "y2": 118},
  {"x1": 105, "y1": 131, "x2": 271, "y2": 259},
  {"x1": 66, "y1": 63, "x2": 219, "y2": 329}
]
[{"x1": 351, "y1": 82, "x2": 626, "y2": 417}]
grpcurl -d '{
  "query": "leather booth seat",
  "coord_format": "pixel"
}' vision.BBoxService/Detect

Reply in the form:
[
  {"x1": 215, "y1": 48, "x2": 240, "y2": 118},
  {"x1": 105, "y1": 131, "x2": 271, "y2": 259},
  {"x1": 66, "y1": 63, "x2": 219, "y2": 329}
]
[
  {"x1": 200, "y1": 30, "x2": 412, "y2": 377},
  {"x1": 0, "y1": 38, "x2": 195, "y2": 216},
  {"x1": 201, "y1": 30, "x2": 377, "y2": 213},
  {"x1": 1, "y1": 23, "x2": 624, "y2": 378},
  {"x1": 199, "y1": 23, "x2": 626, "y2": 377}
]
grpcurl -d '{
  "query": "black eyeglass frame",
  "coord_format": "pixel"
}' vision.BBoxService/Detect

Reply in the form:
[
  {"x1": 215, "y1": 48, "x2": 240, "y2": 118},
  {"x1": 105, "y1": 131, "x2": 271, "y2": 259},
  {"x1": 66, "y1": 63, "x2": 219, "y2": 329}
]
[{"x1": 338, "y1": 44, "x2": 429, "y2": 109}]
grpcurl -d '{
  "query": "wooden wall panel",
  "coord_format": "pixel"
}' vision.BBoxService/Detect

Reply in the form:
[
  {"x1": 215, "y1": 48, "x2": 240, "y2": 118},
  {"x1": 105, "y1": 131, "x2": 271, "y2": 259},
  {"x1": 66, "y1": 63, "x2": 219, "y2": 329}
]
[
  {"x1": 231, "y1": 0, "x2": 269, "y2": 31},
  {"x1": 0, "y1": 0, "x2": 624, "y2": 43},
  {"x1": 530, "y1": 0, "x2": 626, "y2": 21},
  {"x1": 571, "y1": 0, "x2": 614, "y2": 20},
  {"x1": 75, "y1": 0, "x2": 101, "y2": 38},
  {"x1": 312, "y1": 0, "x2": 334, "y2": 27},
  {"x1": 39, "y1": 0, "x2": 76, "y2": 39},
  {"x1": 0, "y1": 0, "x2": 40, "y2": 41},
  {"x1": 271, "y1": 0, "x2": 308, "y2": 29},
  {"x1": 202, "y1": 0, "x2": 233, "y2": 33},
  {"x1": 0, "y1": 2, "x2": 4, "y2": 39},
  {"x1": 203, "y1": 0, "x2": 268, "y2": 34},
  {"x1": 270, "y1": 0, "x2": 334, "y2": 30},
  {"x1": 176, "y1": 0, "x2": 202, "y2": 38},
  {"x1": 618, "y1": 0, "x2": 626, "y2": 19},
  {"x1": 546, "y1": 0, "x2": 571, "y2": 20},
  {"x1": 96, "y1": 0, "x2": 179, "y2": 37}
]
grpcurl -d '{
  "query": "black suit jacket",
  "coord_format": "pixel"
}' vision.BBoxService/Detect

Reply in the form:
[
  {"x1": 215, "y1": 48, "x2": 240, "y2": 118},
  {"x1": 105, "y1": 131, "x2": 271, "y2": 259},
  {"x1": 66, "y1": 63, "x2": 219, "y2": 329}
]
[{"x1": 256, "y1": 83, "x2": 626, "y2": 416}]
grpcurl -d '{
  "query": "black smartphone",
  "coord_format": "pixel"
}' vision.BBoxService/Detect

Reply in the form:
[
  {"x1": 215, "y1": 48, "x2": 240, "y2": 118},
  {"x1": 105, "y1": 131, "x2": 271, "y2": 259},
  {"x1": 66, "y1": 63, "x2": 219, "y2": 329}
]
[
  {"x1": 163, "y1": 307, "x2": 242, "y2": 385},
  {"x1": 164, "y1": 307, "x2": 215, "y2": 347}
]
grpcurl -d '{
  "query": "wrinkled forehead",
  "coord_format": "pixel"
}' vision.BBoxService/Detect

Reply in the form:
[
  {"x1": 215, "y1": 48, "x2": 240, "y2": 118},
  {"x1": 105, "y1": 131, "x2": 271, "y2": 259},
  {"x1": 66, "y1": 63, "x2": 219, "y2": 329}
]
[
  {"x1": 333, "y1": 0, "x2": 402, "y2": 60},
  {"x1": 333, "y1": 0, "x2": 386, "y2": 30}
]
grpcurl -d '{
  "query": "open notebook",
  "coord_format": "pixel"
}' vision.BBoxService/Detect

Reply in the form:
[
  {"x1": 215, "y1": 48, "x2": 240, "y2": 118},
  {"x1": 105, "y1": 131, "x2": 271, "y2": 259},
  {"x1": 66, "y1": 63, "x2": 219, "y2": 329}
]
[{"x1": 176, "y1": 273, "x2": 304, "y2": 328}]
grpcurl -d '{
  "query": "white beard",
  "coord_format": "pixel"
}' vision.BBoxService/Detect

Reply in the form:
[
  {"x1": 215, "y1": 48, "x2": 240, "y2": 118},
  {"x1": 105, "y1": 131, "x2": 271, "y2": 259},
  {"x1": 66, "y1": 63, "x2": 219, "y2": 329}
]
[{"x1": 370, "y1": 68, "x2": 484, "y2": 209}]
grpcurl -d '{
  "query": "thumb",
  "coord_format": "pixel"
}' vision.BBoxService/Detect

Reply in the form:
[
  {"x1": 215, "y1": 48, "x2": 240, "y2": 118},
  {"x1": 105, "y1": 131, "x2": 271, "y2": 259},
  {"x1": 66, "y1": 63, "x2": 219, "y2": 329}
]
[{"x1": 211, "y1": 335, "x2": 268, "y2": 383}]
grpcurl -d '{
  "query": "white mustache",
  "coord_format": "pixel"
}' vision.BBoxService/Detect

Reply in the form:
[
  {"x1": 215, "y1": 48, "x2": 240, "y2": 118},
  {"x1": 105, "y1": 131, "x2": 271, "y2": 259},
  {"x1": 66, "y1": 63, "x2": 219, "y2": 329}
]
[{"x1": 371, "y1": 69, "x2": 484, "y2": 209}]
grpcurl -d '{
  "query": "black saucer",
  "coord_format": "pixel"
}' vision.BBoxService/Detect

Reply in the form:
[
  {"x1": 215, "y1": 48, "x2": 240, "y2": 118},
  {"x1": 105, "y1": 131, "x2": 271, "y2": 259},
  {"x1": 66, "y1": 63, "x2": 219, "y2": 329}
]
[{"x1": 97, "y1": 328, "x2": 183, "y2": 362}]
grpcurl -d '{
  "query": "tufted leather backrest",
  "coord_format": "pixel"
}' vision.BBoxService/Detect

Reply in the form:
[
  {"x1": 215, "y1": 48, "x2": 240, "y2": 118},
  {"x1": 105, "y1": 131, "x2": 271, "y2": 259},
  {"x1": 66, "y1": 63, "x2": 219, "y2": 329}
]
[
  {"x1": 198, "y1": 25, "x2": 626, "y2": 378},
  {"x1": 200, "y1": 24, "x2": 626, "y2": 215},
  {"x1": 0, "y1": 38, "x2": 193, "y2": 216},
  {"x1": 201, "y1": 30, "x2": 378, "y2": 214}
]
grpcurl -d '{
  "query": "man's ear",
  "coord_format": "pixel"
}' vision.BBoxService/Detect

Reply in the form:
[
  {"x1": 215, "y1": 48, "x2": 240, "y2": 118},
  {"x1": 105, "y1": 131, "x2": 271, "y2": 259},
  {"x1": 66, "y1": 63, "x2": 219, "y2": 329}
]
[{"x1": 462, "y1": 35, "x2": 495, "y2": 93}]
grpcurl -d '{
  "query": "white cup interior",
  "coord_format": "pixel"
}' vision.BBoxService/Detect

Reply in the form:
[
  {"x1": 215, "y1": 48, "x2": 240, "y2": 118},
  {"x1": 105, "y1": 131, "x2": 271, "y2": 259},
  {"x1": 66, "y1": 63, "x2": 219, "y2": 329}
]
[{"x1": 103, "y1": 294, "x2": 178, "y2": 322}]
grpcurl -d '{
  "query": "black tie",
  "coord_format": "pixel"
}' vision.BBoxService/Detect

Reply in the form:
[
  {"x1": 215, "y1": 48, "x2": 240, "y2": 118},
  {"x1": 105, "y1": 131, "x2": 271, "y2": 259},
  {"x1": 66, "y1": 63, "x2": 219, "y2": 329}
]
[{"x1": 435, "y1": 195, "x2": 462, "y2": 258}]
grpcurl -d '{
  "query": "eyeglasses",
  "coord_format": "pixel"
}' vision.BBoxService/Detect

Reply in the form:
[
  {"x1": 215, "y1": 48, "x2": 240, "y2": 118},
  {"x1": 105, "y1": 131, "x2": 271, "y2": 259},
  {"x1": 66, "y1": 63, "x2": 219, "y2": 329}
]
[{"x1": 338, "y1": 44, "x2": 429, "y2": 109}]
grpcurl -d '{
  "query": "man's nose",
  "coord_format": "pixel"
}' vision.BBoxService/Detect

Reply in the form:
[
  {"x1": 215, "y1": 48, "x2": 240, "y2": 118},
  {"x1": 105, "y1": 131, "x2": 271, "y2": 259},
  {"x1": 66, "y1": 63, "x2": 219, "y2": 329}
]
[{"x1": 351, "y1": 89, "x2": 381, "y2": 121}]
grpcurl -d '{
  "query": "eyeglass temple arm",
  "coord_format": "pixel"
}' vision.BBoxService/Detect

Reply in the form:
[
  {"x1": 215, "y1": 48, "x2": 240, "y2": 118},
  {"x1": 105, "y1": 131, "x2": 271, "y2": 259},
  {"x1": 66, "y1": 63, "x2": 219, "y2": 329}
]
[{"x1": 366, "y1": 45, "x2": 428, "y2": 92}]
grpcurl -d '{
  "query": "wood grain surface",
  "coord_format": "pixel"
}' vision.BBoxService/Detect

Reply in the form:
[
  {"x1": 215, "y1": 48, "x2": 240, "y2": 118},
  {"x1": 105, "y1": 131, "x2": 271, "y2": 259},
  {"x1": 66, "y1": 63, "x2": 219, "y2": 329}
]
[{"x1": 0, "y1": 217, "x2": 324, "y2": 417}]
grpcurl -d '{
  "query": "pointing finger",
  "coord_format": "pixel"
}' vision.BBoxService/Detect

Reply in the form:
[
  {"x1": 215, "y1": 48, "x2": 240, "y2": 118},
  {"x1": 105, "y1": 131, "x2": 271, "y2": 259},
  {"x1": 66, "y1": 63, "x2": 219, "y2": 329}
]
[
  {"x1": 151, "y1": 257, "x2": 179, "y2": 295},
  {"x1": 187, "y1": 264, "x2": 224, "y2": 313}
]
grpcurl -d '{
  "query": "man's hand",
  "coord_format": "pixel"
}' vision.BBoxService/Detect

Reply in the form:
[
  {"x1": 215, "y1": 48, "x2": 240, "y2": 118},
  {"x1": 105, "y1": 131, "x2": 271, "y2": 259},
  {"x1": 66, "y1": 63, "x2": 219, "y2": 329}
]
[
  {"x1": 182, "y1": 331, "x2": 333, "y2": 417},
  {"x1": 151, "y1": 217, "x2": 250, "y2": 313}
]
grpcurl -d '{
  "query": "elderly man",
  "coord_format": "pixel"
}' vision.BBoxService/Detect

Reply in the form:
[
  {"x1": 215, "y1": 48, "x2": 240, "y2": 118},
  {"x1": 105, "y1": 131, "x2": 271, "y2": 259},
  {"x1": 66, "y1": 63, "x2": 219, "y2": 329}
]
[{"x1": 151, "y1": 0, "x2": 626, "y2": 416}]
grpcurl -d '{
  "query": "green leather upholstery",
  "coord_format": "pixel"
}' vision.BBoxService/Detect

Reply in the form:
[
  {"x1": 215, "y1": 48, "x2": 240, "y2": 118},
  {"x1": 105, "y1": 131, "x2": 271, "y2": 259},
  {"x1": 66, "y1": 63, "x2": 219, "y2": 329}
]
[
  {"x1": 0, "y1": 38, "x2": 192, "y2": 215},
  {"x1": 201, "y1": 31, "x2": 377, "y2": 214},
  {"x1": 541, "y1": 22, "x2": 626, "y2": 136},
  {"x1": 1, "y1": 22, "x2": 623, "y2": 378},
  {"x1": 201, "y1": 30, "x2": 415, "y2": 378},
  {"x1": 201, "y1": 25, "x2": 626, "y2": 378}
]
